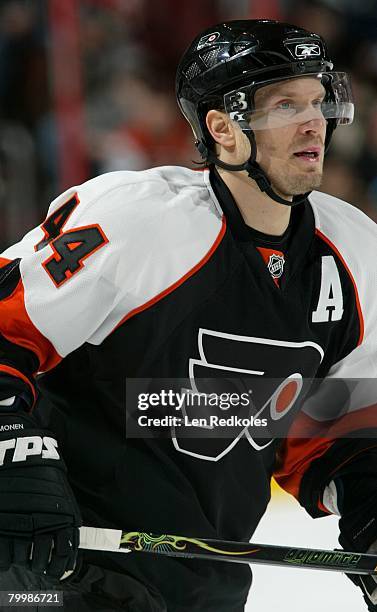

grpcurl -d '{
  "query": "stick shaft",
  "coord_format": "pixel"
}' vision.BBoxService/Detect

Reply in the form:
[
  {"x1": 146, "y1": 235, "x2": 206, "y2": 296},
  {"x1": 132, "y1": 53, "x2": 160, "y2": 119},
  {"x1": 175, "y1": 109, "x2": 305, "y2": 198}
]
[{"x1": 79, "y1": 527, "x2": 377, "y2": 575}]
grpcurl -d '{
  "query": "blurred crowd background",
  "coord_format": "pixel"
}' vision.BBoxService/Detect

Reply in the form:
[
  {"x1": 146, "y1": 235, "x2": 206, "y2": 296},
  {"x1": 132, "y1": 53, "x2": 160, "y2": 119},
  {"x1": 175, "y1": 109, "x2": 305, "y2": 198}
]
[{"x1": 0, "y1": 0, "x2": 376, "y2": 249}]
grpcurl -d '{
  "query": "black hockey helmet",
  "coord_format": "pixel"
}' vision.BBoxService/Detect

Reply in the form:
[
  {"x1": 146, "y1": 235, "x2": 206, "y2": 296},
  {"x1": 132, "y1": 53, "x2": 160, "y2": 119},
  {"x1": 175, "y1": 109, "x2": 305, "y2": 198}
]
[{"x1": 176, "y1": 20, "x2": 354, "y2": 206}]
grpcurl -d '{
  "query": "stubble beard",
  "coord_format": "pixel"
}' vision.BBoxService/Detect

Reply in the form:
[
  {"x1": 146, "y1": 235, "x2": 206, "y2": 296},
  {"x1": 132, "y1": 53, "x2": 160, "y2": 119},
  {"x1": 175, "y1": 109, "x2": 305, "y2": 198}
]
[
  {"x1": 256, "y1": 135, "x2": 325, "y2": 198},
  {"x1": 270, "y1": 166, "x2": 323, "y2": 198},
  {"x1": 272, "y1": 172, "x2": 322, "y2": 196}
]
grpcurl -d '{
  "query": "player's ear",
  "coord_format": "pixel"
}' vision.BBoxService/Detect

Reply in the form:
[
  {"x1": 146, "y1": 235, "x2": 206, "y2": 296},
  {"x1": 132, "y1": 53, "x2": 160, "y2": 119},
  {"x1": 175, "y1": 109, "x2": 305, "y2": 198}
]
[{"x1": 206, "y1": 110, "x2": 236, "y2": 148}]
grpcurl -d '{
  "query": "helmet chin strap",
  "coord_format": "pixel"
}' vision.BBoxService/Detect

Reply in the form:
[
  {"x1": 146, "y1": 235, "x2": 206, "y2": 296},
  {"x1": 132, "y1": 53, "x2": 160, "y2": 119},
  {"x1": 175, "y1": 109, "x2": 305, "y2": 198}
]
[{"x1": 200, "y1": 122, "x2": 311, "y2": 207}]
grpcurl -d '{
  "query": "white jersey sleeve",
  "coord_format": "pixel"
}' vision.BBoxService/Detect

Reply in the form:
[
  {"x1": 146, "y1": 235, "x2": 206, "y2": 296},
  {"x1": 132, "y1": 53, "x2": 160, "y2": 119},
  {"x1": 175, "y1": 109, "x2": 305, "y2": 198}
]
[{"x1": 0, "y1": 167, "x2": 223, "y2": 382}]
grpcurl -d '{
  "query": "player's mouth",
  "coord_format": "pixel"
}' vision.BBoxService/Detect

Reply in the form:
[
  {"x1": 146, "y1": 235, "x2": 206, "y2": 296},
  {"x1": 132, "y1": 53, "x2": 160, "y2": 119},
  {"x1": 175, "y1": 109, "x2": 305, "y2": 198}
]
[{"x1": 292, "y1": 146, "x2": 322, "y2": 163}]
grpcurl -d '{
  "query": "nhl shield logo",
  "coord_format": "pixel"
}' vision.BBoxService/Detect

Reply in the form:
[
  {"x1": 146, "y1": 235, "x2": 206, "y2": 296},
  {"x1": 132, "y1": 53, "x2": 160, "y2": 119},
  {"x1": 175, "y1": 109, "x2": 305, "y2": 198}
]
[{"x1": 268, "y1": 254, "x2": 285, "y2": 279}]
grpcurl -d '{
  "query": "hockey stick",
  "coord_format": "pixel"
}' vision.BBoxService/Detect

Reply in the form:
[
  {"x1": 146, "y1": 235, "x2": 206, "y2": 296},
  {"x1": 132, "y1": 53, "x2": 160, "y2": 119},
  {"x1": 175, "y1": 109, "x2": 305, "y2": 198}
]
[{"x1": 79, "y1": 527, "x2": 377, "y2": 575}]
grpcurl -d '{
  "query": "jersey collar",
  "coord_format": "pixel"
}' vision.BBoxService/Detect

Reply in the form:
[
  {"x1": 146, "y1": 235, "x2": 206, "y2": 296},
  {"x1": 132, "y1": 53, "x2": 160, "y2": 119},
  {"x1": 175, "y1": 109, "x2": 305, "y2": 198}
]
[{"x1": 207, "y1": 166, "x2": 316, "y2": 287}]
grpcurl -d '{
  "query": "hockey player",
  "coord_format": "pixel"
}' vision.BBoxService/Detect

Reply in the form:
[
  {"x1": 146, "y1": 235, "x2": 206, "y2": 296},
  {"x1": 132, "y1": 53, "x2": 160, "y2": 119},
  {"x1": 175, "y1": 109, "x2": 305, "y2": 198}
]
[{"x1": 0, "y1": 18, "x2": 376, "y2": 611}]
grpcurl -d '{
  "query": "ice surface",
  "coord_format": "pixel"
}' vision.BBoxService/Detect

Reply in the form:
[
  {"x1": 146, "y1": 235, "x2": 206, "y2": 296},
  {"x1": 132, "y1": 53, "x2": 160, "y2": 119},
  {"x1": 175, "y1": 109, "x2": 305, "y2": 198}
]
[{"x1": 246, "y1": 484, "x2": 364, "y2": 611}]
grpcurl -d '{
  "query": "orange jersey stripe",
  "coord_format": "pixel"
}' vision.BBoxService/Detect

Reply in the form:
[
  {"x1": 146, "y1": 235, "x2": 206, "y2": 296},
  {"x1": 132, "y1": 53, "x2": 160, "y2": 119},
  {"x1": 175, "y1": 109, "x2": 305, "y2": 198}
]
[
  {"x1": 0, "y1": 257, "x2": 11, "y2": 268},
  {"x1": 0, "y1": 364, "x2": 37, "y2": 404},
  {"x1": 274, "y1": 404, "x2": 377, "y2": 499},
  {"x1": 0, "y1": 261, "x2": 62, "y2": 373},
  {"x1": 274, "y1": 436, "x2": 333, "y2": 499}
]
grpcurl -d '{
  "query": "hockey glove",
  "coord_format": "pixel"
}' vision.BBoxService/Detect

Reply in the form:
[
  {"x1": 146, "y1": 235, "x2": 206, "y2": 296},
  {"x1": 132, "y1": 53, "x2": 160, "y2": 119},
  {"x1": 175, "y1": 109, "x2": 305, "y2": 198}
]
[
  {"x1": 335, "y1": 474, "x2": 377, "y2": 611},
  {"x1": 0, "y1": 409, "x2": 82, "y2": 579}
]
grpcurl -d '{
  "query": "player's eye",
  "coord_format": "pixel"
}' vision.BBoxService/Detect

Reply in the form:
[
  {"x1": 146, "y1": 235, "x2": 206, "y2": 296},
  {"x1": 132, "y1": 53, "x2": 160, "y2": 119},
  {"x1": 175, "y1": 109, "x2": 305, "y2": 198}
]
[
  {"x1": 271, "y1": 101, "x2": 297, "y2": 115},
  {"x1": 277, "y1": 101, "x2": 293, "y2": 110},
  {"x1": 272, "y1": 99, "x2": 325, "y2": 115}
]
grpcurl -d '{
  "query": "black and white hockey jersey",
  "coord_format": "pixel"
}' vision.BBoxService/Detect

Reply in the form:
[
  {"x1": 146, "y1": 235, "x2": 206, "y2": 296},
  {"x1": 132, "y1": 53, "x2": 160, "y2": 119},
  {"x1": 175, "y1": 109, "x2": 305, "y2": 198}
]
[{"x1": 0, "y1": 165, "x2": 376, "y2": 611}]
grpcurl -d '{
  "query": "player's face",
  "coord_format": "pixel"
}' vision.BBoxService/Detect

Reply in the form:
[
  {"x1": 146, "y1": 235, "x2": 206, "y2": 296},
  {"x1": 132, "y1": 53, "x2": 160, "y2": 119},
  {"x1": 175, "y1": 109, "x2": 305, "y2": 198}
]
[{"x1": 252, "y1": 77, "x2": 327, "y2": 198}]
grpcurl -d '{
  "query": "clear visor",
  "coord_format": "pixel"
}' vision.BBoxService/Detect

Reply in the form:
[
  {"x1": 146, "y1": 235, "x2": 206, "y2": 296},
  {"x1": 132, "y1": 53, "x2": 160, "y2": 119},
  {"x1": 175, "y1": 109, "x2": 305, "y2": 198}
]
[{"x1": 224, "y1": 72, "x2": 354, "y2": 130}]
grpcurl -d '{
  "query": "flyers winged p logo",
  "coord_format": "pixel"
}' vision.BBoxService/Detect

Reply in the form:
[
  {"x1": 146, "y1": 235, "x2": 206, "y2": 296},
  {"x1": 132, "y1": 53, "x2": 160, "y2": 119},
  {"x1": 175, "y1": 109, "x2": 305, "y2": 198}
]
[{"x1": 173, "y1": 329, "x2": 324, "y2": 461}]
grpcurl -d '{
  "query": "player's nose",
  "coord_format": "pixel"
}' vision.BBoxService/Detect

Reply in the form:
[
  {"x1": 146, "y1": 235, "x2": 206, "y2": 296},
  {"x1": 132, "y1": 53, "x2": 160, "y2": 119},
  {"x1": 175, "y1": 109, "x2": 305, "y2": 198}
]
[{"x1": 297, "y1": 116, "x2": 326, "y2": 137}]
